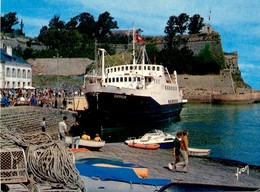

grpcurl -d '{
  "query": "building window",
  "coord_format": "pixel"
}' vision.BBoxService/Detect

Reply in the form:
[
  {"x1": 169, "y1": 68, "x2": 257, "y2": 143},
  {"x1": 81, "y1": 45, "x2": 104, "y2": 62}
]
[
  {"x1": 12, "y1": 68, "x2": 16, "y2": 77},
  {"x1": 18, "y1": 82, "x2": 20, "y2": 87},
  {"x1": 6, "y1": 81, "x2": 10, "y2": 88},
  {"x1": 6, "y1": 68, "x2": 11, "y2": 77},
  {"x1": 12, "y1": 82, "x2": 15, "y2": 88},
  {"x1": 22, "y1": 69, "x2": 26, "y2": 78},
  {"x1": 23, "y1": 82, "x2": 25, "y2": 87},
  {"x1": 17, "y1": 69, "x2": 21, "y2": 78},
  {"x1": 28, "y1": 82, "x2": 31, "y2": 86},
  {"x1": 27, "y1": 70, "x2": 31, "y2": 78}
]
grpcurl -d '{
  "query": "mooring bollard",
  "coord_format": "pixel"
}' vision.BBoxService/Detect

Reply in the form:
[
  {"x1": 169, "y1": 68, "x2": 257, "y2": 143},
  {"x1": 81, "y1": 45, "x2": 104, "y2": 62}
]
[{"x1": 235, "y1": 165, "x2": 249, "y2": 180}]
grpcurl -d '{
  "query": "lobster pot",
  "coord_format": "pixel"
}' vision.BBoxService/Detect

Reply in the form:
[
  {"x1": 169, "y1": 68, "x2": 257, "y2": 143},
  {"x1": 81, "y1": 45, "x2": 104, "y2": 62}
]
[{"x1": 0, "y1": 148, "x2": 28, "y2": 184}]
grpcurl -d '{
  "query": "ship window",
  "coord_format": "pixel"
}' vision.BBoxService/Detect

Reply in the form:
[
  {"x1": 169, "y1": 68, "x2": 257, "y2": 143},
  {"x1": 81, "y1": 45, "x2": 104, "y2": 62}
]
[
  {"x1": 124, "y1": 77, "x2": 127, "y2": 82},
  {"x1": 114, "y1": 68, "x2": 117, "y2": 72},
  {"x1": 148, "y1": 66, "x2": 151, "y2": 70},
  {"x1": 139, "y1": 66, "x2": 141, "y2": 70},
  {"x1": 129, "y1": 77, "x2": 132, "y2": 82},
  {"x1": 152, "y1": 66, "x2": 155, "y2": 71},
  {"x1": 121, "y1": 67, "x2": 124, "y2": 71},
  {"x1": 120, "y1": 77, "x2": 123, "y2": 82},
  {"x1": 130, "y1": 66, "x2": 133, "y2": 70},
  {"x1": 134, "y1": 66, "x2": 137, "y2": 70},
  {"x1": 107, "y1": 69, "x2": 109, "y2": 73},
  {"x1": 105, "y1": 79, "x2": 107, "y2": 83},
  {"x1": 118, "y1": 67, "x2": 120, "y2": 71},
  {"x1": 112, "y1": 78, "x2": 115, "y2": 82},
  {"x1": 110, "y1": 68, "x2": 113, "y2": 73},
  {"x1": 116, "y1": 77, "x2": 119, "y2": 82},
  {"x1": 144, "y1": 66, "x2": 146, "y2": 70},
  {"x1": 134, "y1": 77, "x2": 136, "y2": 82},
  {"x1": 109, "y1": 78, "x2": 111, "y2": 83},
  {"x1": 157, "y1": 67, "x2": 160, "y2": 71},
  {"x1": 137, "y1": 77, "x2": 140, "y2": 82},
  {"x1": 126, "y1": 66, "x2": 128, "y2": 70}
]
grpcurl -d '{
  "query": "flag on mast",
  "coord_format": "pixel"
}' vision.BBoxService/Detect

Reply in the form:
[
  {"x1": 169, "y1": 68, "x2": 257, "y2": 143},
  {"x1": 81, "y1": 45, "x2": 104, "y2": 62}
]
[{"x1": 136, "y1": 33, "x2": 145, "y2": 44}]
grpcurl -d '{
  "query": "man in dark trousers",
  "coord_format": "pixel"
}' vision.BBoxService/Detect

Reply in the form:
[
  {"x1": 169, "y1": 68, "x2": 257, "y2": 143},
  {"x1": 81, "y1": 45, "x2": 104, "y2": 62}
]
[
  {"x1": 69, "y1": 121, "x2": 83, "y2": 149},
  {"x1": 168, "y1": 131, "x2": 182, "y2": 170}
]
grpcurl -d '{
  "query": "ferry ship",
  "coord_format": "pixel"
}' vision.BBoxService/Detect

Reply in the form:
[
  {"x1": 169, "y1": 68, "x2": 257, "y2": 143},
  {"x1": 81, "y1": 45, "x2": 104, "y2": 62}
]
[{"x1": 82, "y1": 27, "x2": 187, "y2": 125}]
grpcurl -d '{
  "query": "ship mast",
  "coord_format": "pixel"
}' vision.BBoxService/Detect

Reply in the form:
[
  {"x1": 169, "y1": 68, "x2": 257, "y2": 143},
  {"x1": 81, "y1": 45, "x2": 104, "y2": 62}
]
[
  {"x1": 132, "y1": 22, "x2": 136, "y2": 65},
  {"x1": 99, "y1": 48, "x2": 105, "y2": 82}
]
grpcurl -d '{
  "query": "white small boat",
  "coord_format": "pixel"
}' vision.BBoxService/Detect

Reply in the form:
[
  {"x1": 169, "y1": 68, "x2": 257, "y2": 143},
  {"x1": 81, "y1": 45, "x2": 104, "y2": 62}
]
[
  {"x1": 189, "y1": 148, "x2": 211, "y2": 157},
  {"x1": 124, "y1": 129, "x2": 175, "y2": 149},
  {"x1": 65, "y1": 136, "x2": 105, "y2": 150}
]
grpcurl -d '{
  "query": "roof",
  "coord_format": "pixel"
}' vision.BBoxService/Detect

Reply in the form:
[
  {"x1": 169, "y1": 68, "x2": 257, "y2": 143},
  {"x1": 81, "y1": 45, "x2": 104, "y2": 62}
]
[{"x1": 0, "y1": 48, "x2": 31, "y2": 65}]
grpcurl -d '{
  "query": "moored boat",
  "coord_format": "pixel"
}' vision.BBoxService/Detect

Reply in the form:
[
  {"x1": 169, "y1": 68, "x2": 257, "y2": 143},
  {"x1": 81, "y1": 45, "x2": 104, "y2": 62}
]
[
  {"x1": 188, "y1": 148, "x2": 211, "y2": 157},
  {"x1": 65, "y1": 136, "x2": 105, "y2": 150},
  {"x1": 128, "y1": 142, "x2": 160, "y2": 150},
  {"x1": 82, "y1": 23, "x2": 187, "y2": 126},
  {"x1": 125, "y1": 129, "x2": 175, "y2": 149}
]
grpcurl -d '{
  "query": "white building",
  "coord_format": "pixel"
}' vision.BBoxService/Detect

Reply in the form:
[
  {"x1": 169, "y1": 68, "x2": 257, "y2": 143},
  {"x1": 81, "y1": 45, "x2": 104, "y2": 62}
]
[{"x1": 0, "y1": 46, "x2": 32, "y2": 88}]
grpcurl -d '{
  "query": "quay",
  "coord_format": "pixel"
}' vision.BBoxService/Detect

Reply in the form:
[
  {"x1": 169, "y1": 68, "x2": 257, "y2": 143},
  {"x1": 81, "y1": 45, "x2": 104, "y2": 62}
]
[
  {"x1": 0, "y1": 106, "x2": 259, "y2": 191},
  {"x1": 92, "y1": 143, "x2": 260, "y2": 188}
]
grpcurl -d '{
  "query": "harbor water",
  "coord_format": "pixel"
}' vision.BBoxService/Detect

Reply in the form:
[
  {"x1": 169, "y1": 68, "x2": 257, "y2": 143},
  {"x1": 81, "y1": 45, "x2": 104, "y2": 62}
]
[{"x1": 100, "y1": 103, "x2": 260, "y2": 166}]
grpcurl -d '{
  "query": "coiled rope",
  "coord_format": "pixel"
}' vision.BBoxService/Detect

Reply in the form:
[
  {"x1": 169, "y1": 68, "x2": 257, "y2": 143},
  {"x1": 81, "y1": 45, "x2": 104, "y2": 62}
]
[{"x1": 0, "y1": 126, "x2": 86, "y2": 192}]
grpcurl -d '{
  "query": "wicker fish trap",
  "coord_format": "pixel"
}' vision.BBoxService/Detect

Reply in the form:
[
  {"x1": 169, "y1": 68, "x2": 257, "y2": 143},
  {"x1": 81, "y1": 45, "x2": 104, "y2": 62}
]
[{"x1": 0, "y1": 148, "x2": 28, "y2": 184}]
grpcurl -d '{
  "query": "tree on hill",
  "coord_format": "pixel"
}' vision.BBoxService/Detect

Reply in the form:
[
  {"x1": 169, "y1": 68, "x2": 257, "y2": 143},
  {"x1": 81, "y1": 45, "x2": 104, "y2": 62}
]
[
  {"x1": 176, "y1": 13, "x2": 189, "y2": 35},
  {"x1": 164, "y1": 15, "x2": 178, "y2": 48},
  {"x1": 188, "y1": 14, "x2": 204, "y2": 34},
  {"x1": 95, "y1": 11, "x2": 119, "y2": 39},
  {"x1": 1, "y1": 12, "x2": 19, "y2": 33}
]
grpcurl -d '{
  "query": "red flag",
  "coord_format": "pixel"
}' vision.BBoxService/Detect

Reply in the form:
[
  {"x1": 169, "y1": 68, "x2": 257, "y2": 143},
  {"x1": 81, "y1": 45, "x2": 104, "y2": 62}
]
[{"x1": 136, "y1": 33, "x2": 145, "y2": 44}]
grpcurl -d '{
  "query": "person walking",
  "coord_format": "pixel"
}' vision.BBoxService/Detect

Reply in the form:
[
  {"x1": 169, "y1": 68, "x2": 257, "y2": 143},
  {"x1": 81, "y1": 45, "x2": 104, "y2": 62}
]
[
  {"x1": 175, "y1": 130, "x2": 190, "y2": 173},
  {"x1": 41, "y1": 117, "x2": 46, "y2": 132},
  {"x1": 58, "y1": 116, "x2": 69, "y2": 144},
  {"x1": 168, "y1": 131, "x2": 182, "y2": 170},
  {"x1": 69, "y1": 121, "x2": 83, "y2": 149},
  {"x1": 62, "y1": 98, "x2": 67, "y2": 110}
]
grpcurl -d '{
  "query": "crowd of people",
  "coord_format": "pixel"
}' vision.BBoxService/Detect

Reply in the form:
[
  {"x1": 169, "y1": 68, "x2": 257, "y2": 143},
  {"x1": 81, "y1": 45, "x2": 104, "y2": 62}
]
[{"x1": 0, "y1": 88, "x2": 83, "y2": 108}]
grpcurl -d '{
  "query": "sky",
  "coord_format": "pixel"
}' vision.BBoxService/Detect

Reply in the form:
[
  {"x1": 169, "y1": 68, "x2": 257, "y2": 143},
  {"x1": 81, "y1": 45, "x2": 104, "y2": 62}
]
[{"x1": 2, "y1": 0, "x2": 260, "y2": 89}]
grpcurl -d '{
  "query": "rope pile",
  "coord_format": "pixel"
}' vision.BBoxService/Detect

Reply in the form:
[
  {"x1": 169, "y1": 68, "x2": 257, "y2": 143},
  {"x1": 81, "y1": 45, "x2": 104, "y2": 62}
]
[{"x1": 0, "y1": 126, "x2": 86, "y2": 192}]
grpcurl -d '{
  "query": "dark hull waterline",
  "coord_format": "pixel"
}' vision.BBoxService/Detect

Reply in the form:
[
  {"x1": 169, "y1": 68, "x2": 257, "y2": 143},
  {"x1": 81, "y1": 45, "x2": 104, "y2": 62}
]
[{"x1": 85, "y1": 92, "x2": 183, "y2": 126}]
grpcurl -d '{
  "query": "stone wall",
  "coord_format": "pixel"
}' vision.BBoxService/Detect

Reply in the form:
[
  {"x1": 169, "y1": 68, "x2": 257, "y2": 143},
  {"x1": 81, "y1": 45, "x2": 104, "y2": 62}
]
[
  {"x1": 177, "y1": 71, "x2": 235, "y2": 102},
  {"x1": 0, "y1": 106, "x2": 77, "y2": 134},
  {"x1": 28, "y1": 58, "x2": 93, "y2": 76},
  {"x1": 224, "y1": 52, "x2": 240, "y2": 75}
]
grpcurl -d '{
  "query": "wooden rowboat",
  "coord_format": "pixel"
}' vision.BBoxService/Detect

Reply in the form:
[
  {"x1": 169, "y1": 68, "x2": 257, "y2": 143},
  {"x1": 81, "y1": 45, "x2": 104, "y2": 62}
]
[
  {"x1": 128, "y1": 142, "x2": 160, "y2": 150},
  {"x1": 66, "y1": 136, "x2": 105, "y2": 150},
  {"x1": 189, "y1": 148, "x2": 211, "y2": 157}
]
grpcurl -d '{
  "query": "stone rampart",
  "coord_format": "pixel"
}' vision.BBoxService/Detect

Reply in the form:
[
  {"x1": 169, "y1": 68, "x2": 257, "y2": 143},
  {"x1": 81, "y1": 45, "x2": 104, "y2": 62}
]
[
  {"x1": 177, "y1": 72, "x2": 235, "y2": 102},
  {"x1": 0, "y1": 106, "x2": 77, "y2": 134},
  {"x1": 28, "y1": 58, "x2": 93, "y2": 76}
]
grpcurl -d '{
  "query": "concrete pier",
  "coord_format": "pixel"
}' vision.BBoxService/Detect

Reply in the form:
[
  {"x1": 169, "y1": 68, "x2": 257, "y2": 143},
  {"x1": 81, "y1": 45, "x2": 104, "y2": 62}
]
[{"x1": 92, "y1": 143, "x2": 260, "y2": 188}]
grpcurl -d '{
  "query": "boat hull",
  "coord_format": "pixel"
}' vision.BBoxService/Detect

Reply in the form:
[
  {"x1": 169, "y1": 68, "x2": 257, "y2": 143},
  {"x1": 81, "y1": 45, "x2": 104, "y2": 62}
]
[
  {"x1": 189, "y1": 148, "x2": 211, "y2": 157},
  {"x1": 66, "y1": 136, "x2": 105, "y2": 150},
  {"x1": 85, "y1": 92, "x2": 183, "y2": 125},
  {"x1": 125, "y1": 140, "x2": 174, "y2": 149},
  {"x1": 128, "y1": 142, "x2": 160, "y2": 150}
]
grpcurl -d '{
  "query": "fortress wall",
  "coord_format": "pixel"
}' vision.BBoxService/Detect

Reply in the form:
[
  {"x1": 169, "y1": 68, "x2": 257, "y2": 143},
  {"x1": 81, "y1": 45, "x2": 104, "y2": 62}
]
[
  {"x1": 177, "y1": 72, "x2": 235, "y2": 102},
  {"x1": 28, "y1": 58, "x2": 93, "y2": 76}
]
